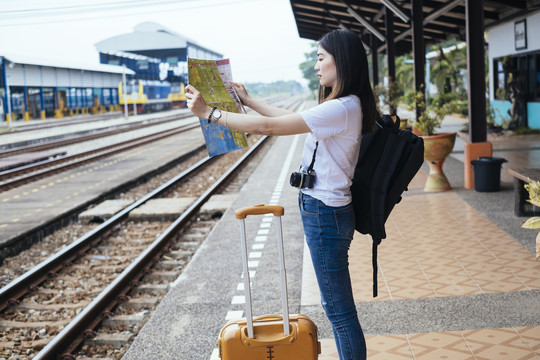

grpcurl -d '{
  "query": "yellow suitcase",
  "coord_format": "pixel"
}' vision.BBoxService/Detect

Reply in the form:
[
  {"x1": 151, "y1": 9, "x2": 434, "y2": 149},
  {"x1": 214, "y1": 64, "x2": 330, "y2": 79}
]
[{"x1": 218, "y1": 205, "x2": 321, "y2": 359}]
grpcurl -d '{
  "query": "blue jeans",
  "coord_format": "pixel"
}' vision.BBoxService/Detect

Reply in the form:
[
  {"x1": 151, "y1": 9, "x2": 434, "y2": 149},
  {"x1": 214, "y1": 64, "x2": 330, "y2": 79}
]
[{"x1": 299, "y1": 192, "x2": 366, "y2": 360}]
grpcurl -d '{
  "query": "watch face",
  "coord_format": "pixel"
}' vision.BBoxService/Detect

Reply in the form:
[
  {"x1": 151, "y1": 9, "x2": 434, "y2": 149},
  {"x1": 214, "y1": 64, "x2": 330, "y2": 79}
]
[{"x1": 213, "y1": 109, "x2": 222, "y2": 120}]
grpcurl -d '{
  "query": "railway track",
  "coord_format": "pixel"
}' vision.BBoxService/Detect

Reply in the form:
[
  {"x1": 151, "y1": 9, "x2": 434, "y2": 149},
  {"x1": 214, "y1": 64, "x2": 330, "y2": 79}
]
[
  {"x1": 0, "y1": 111, "x2": 124, "y2": 136},
  {"x1": 0, "y1": 120, "x2": 200, "y2": 191},
  {"x1": 0, "y1": 96, "x2": 305, "y2": 359},
  {"x1": 0, "y1": 110, "x2": 192, "y2": 157}
]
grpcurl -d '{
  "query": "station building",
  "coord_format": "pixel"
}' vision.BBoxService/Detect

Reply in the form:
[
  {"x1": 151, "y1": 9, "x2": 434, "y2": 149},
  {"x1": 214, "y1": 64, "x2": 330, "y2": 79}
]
[
  {"x1": 488, "y1": 9, "x2": 540, "y2": 129},
  {"x1": 95, "y1": 22, "x2": 222, "y2": 112},
  {"x1": 0, "y1": 54, "x2": 135, "y2": 123},
  {"x1": 95, "y1": 22, "x2": 222, "y2": 81},
  {"x1": 0, "y1": 21, "x2": 222, "y2": 123}
]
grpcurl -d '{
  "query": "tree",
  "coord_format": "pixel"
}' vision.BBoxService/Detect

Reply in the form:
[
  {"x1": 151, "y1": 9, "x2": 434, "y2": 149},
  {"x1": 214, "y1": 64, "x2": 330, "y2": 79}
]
[
  {"x1": 429, "y1": 42, "x2": 467, "y2": 96},
  {"x1": 395, "y1": 55, "x2": 413, "y2": 98},
  {"x1": 299, "y1": 42, "x2": 319, "y2": 92}
]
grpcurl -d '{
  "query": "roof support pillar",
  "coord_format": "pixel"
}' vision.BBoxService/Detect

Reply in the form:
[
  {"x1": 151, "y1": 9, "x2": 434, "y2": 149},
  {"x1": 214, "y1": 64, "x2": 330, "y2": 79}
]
[
  {"x1": 1, "y1": 60, "x2": 12, "y2": 124},
  {"x1": 40, "y1": 87, "x2": 45, "y2": 120},
  {"x1": 385, "y1": 7, "x2": 397, "y2": 114},
  {"x1": 465, "y1": 0, "x2": 487, "y2": 143},
  {"x1": 411, "y1": 0, "x2": 425, "y2": 122},
  {"x1": 370, "y1": 34, "x2": 379, "y2": 86}
]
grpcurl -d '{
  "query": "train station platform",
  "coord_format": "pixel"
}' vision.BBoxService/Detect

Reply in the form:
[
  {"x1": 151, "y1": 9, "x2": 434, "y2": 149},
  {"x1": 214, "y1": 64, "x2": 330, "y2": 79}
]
[{"x1": 123, "y1": 121, "x2": 540, "y2": 359}]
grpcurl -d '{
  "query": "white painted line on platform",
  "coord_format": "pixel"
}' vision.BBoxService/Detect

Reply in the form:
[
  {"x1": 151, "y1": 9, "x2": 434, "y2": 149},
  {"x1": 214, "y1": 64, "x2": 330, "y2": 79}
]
[
  {"x1": 248, "y1": 261, "x2": 259, "y2": 268},
  {"x1": 257, "y1": 229, "x2": 269, "y2": 235},
  {"x1": 231, "y1": 296, "x2": 245, "y2": 304},
  {"x1": 225, "y1": 310, "x2": 243, "y2": 320},
  {"x1": 210, "y1": 348, "x2": 219, "y2": 360},
  {"x1": 255, "y1": 235, "x2": 267, "y2": 242},
  {"x1": 252, "y1": 243, "x2": 265, "y2": 250},
  {"x1": 241, "y1": 271, "x2": 256, "y2": 278},
  {"x1": 249, "y1": 252, "x2": 262, "y2": 258}
]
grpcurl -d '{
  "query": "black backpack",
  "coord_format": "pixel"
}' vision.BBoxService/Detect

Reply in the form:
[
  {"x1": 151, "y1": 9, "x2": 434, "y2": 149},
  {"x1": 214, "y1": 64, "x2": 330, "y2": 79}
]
[{"x1": 351, "y1": 114, "x2": 425, "y2": 297}]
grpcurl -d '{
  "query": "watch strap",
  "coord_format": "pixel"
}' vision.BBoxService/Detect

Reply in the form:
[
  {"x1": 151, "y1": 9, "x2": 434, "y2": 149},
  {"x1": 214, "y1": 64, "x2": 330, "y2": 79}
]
[{"x1": 207, "y1": 107, "x2": 216, "y2": 123}]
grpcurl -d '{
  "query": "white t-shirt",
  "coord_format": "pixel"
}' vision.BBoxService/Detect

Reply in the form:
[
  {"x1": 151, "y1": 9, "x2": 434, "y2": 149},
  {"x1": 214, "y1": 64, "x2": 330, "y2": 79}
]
[{"x1": 299, "y1": 95, "x2": 362, "y2": 207}]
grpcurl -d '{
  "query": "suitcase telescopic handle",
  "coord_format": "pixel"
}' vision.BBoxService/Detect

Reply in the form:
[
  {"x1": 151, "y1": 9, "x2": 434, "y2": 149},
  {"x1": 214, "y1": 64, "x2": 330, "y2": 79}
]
[
  {"x1": 235, "y1": 204, "x2": 284, "y2": 219},
  {"x1": 237, "y1": 204, "x2": 289, "y2": 339}
]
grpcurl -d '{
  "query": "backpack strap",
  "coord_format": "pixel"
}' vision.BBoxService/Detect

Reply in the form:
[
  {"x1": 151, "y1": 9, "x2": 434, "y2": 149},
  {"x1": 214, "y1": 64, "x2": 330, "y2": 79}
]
[{"x1": 372, "y1": 236, "x2": 382, "y2": 297}]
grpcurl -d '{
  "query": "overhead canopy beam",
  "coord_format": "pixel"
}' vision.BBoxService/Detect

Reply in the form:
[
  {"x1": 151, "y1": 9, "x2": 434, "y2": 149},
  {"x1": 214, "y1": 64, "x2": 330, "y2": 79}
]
[
  {"x1": 380, "y1": 0, "x2": 410, "y2": 23},
  {"x1": 289, "y1": 0, "x2": 509, "y2": 58},
  {"x1": 345, "y1": 5, "x2": 386, "y2": 41},
  {"x1": 378, "y1": 0, "x2": 463, "y2": 53},
  {"x1": 486, "y1": 0, "x2": 527, "y2": 9}
]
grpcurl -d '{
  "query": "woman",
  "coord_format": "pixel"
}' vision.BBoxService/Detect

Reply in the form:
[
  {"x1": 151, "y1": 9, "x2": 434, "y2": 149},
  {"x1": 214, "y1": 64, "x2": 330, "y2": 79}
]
[{"x1": 186, "y1": 29, "x2": 379, "y2": 360}]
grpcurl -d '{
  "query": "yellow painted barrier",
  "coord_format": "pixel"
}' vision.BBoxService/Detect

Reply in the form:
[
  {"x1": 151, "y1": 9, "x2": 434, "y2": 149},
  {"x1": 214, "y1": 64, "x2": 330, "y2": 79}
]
[
  {"x1": 41, "y1": 110, "x2": 46, "y2": 120},
  {"x1": 24, "y1": 112, "x2": 30, "y2": 122}
]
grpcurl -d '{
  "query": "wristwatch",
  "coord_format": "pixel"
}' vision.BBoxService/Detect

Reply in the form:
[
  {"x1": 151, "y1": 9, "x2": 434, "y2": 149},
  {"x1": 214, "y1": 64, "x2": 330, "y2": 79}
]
[{"x1": 212, "y1": 109, "x2": 222, "y2": 123}]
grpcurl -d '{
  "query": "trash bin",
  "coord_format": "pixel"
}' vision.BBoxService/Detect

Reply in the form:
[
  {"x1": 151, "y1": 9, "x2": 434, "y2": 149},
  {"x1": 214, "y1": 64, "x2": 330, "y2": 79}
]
[{"x1": 471, "y1": 157, "x2": 508, "y2": 192}]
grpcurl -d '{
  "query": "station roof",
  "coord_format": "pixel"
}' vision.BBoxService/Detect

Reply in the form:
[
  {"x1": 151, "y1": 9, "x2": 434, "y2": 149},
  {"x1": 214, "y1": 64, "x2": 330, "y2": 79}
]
[
  {"x1": 94, "y1": 22, "x2": 222, "y2": 59},
  {"x1": 1, "y1": 52, "x2": 135, "y2": 75},
  {"x1": 289, "y1": 0, "x2": 540, "y2": 55}
]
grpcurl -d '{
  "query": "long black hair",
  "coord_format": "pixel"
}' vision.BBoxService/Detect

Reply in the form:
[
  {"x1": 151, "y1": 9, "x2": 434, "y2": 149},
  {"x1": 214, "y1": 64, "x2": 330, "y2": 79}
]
[{"x1": 318, "y1": 29, "x2": 379, "y2": 134}]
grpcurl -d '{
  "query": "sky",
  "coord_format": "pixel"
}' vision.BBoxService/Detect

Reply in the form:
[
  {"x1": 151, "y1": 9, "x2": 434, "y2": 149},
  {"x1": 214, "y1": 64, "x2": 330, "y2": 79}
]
[{"x1": 0, "y1": 0, "x2": 315, "y2": 85}]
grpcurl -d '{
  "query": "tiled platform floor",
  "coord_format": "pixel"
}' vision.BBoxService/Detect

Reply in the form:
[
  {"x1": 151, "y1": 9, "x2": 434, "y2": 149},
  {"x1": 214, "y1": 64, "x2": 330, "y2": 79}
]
[
  {"x1": 303, "y1": 169, "x2": 540, "y2": 359},
  {"x1": 321, "y1": 326, "x2": 540, "y2": 360}
]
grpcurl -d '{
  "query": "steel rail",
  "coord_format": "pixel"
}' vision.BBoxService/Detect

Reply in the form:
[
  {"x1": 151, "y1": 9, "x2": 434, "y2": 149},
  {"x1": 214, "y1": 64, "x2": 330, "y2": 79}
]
[
  {"x1": 0, "y1": 112, "x2": 124, "y2": 135},
  {"x1": 31, "y1": 135, "x2": 269, "y2": 359},
  {"x1": 0, "y1": 121, "x2": 199, "y2": 189},
  {"x1": 0, "y1": 111, "x2": 191, "y2": 158}
]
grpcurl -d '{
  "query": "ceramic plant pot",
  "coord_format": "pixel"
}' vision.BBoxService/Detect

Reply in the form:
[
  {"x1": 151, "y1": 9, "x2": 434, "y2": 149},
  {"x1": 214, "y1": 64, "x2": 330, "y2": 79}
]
[{"x1": 421, "y1": 132, "x2": 456, "y2": 192}]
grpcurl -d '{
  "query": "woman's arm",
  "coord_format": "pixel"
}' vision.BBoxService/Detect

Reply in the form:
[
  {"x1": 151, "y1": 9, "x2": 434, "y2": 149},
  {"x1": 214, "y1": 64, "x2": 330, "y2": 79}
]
[
  {"x1": 230, "y1": 82, "x2": 294, "y2": 117},
  {"x1": 186, "y1": 85, "x2": 310, "y2": 136}
]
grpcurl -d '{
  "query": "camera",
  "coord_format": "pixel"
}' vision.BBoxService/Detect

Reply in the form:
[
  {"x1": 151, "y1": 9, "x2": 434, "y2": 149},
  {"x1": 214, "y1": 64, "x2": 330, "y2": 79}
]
[{"x1": 290, "y1": 169, "x2": 316, "y2": 189}]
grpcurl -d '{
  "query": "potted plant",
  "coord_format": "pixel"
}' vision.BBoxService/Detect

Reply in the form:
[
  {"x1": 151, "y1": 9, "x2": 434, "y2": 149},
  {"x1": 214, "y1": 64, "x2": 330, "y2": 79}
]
[
  {"x1": 376, "y1": 80, "x2": 411, "y2": 130},
  {"x1": 521, "y1": 181, "x2": 540, "y2": 260},
  {"x1": 410, "y1": 89, "x2": 457, "y2": 192}
]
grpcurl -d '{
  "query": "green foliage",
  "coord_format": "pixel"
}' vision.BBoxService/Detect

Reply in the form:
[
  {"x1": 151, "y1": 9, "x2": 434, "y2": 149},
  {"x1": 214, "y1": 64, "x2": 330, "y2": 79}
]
[
  {"x1": 395, "y1": 56, "x2": 413, "y2": 97},
  {"x1": 429, "y1": 42, "x2": 467, "y2": 96},
  {"x1": 514, "y1": 128, "x2": 540, "y2": 135},
  {"x1": 522, "y1": 181, "x2": 540, "y2": 230},
  {"x1": 407, "y1": 87, "x2": 454, "y2": 136},
  {"x1": 299, "y1": 42, "x2": 319, "y2": 92},
  {"x1": 375, "y1": 80, "x2": 400, "y2": 114},
  {"x1": 525, "y1": 181, "x2": 540, "y2": 208}
]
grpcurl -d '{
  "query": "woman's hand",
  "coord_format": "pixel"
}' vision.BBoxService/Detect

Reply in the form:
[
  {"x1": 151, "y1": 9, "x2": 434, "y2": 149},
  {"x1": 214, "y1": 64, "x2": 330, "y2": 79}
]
[
  {"x1": 185, "y1": 85, "x2": 211, "y2": 119},
  {"x1": 230, "y1": 81, "x2": 251, "y2": 107}
]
